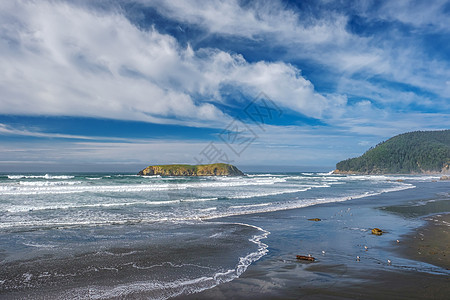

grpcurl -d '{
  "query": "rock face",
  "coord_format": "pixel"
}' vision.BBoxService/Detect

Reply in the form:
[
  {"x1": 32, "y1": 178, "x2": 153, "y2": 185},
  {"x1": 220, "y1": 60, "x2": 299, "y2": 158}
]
[{"x1": 138, "y1": 163, "x2": 244, "y2": 176}]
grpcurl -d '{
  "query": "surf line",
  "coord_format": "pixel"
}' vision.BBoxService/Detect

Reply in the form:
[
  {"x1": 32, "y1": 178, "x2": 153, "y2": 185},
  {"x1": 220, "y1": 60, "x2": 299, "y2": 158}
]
[
  {"x1": 66, "y1": 222, "x2": 271, "y2": 300},
  {"x1": 217, "y1": 221, "x2": 270, "y2": 276}
]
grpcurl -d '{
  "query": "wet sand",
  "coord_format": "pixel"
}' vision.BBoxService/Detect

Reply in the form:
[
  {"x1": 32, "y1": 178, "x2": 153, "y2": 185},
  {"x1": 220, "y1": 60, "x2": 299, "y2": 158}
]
[
  {"x1": 383, "y1": 197, "x2": 450, "y2": 269},
  {"x1": 399, "y1": 213, "x2": 450, "y2": 270},
  {"x1": 177, "y1": 265, "x2": 450, "y2": 299},
  {"x1": 178, "y1": 181, "x2": 450, "y2": 299}
]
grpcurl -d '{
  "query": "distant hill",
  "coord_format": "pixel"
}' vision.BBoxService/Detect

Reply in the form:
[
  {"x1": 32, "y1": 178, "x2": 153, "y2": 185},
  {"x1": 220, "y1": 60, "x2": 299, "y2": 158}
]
[
  {"x1": 334, "y1": 130, "x2": 450, "y2": 174},
  {"x1": 138, "y1": 163, "x2": 244, "y2": 176}
]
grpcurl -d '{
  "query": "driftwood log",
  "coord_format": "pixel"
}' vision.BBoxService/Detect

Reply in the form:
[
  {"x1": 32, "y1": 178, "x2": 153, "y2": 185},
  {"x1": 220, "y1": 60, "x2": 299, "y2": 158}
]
[{"x1": 296, "y1": 255, "x2": 316, "y2": 261}]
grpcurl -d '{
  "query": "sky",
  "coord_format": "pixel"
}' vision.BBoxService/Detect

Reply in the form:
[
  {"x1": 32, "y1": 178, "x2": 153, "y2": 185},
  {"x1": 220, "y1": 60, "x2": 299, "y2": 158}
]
[{"x1": 0, "y1": 0, "x2": 449, "y2": 172}]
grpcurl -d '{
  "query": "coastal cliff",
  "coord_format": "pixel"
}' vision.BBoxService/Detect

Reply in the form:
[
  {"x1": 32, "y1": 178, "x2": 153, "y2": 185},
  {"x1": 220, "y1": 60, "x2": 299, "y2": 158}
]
[
  {"x1": 138, "y1": 163, "x2": 244, "y2": 176},
  {"x1": 334, "y1": 130, "x2": 450, "y2": 174}
]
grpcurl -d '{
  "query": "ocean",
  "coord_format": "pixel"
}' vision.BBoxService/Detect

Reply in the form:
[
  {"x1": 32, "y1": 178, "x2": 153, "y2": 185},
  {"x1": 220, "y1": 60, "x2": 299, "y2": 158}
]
[{"x1": 0, "y1": 172, "x2": 440, "y2": 298}]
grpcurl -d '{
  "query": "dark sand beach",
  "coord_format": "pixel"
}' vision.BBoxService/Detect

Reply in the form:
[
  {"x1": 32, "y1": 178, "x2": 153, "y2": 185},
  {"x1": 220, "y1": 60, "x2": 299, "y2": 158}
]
[
  {"x1": 178, "y1": 181, "x2": 450, "y2": 299},
  {"x1": 384, "y1": 198, "x2": 450, "y2": 271},
  {"x1": 403, "y1": 213, "x2": 449, "y2": 270},
  {"x1": 1, "y1": 176, "x2": 449, "y2": 299}
]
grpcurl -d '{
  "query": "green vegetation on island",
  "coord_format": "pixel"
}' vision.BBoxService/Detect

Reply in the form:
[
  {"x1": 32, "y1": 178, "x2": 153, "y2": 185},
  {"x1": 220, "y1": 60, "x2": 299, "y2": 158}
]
[
  {"x1": 335, "y1": 130, "x2": 450, "y2": 174},
  {"x1": 138, "y1": 163, "x2": 244, "y2": 176}
]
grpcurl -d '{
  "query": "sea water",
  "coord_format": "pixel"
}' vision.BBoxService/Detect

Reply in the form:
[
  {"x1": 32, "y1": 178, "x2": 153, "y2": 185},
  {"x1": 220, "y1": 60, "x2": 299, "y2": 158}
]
[{"x1": 0, "y1": 172, "x2": 433, "y2": 298}]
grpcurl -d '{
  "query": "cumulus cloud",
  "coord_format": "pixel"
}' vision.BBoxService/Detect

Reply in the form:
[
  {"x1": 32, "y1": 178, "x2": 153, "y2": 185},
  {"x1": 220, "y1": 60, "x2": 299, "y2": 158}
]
[
  {"x1": 194, "y1": 50, "x2": 331, "y2": 117},
  {"x1": 0, "y1": 0, "x2": 335, "y2": 127},
  {"x1": 0, "y1": 1, "x2": 226, "y2": 126}
]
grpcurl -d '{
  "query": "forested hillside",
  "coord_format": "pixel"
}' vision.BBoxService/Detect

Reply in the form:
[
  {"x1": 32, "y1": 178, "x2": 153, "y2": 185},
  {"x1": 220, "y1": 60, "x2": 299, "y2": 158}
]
[{"x1": 335, "y1": 130, "x2": 450, "y2": 174}]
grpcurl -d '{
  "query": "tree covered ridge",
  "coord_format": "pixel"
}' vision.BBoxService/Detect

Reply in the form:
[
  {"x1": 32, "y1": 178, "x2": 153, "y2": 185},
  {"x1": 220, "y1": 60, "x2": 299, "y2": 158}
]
[{"x1": 335, "y1": 130, "x2": 450, "y2": 174}]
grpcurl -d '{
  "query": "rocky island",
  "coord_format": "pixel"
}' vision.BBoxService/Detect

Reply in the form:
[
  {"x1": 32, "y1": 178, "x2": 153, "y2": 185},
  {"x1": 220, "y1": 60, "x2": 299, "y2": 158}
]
[
  {"x1": 138, "y1": 163, "x2": 244, "y2": 176},
  {"x1": 334, "y1": 130, "x2": 450, "y2": 174}
]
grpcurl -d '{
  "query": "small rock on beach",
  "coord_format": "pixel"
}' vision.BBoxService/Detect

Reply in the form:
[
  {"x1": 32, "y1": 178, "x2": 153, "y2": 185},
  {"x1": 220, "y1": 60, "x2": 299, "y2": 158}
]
[{"x1": 371, "y1": 228, "x2": 383, "y2": 235}]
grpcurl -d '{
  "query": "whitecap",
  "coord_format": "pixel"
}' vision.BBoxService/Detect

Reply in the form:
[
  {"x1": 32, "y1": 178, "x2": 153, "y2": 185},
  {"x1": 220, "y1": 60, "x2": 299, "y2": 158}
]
[
  {"x1": 7, "y1": 174, "x2": 74, "y2": 180},
  {"x1": 19, "y1": 181, "x2": 82, "y2": 186}
]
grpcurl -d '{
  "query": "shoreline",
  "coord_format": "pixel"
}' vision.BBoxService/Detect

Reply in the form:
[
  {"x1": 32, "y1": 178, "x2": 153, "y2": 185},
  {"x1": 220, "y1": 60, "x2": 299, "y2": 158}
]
[
  {"x1": 177, "y1": 181, "x2": 450, "y2": 299},
  {"x1": 382, "y1": 195, "x2": 450, "y2": 270},
  {"x1": 332, "y1": 169, "x2": 449, "y2": 176},
  {"x1": 399, "y1": 213, "x2": 450, "y2": 270}
]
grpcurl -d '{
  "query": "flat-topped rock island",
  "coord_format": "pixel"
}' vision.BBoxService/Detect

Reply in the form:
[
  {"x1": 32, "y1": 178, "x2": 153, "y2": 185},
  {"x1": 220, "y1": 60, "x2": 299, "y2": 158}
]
[{"x1": 138, "y1": 163, "x2": 244, "y2": 176}]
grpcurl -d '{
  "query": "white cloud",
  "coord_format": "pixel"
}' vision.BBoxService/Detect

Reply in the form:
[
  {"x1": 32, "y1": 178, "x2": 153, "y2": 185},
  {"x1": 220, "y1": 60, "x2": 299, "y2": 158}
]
[
  {"x1": 0, "y1": 1, "x2": 226, "y2": 126},
  {"x1": 142, "y1": 0, "x2": 386, "y2": 72},
  {"x1": 142, "y1": 0, "x2": 349, "y2": 43},
  {"x1": 0, "y1": 0, "x2": 334, "y2": 127},
  {"x1": 195, "y1": 50, "x2": 330, "y2": 117},
  {"x1": 358, "y1": 141, "x2": 370, "y2": 146},
  {"x1": 138, "y1": 0, "x2": 450, "y2": 104},
  {"x1": 0, "y1": 123, "x2": 135, "y2": 141},
  {"x1": 374, "y1": 0, "x2": 450, "y2": 32}
]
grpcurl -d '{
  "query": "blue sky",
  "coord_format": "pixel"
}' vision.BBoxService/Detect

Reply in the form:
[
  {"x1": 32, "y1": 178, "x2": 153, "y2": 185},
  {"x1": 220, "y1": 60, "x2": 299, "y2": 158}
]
[{"x1": 0, "y1": 0, "x2": 449, "y2": 171}]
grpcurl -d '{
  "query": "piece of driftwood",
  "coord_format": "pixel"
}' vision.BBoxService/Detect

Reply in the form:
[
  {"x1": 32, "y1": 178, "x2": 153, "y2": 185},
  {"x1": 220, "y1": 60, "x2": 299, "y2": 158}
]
[{"x1": 296, "y1": 255, "x2": 315, "y2": 261}]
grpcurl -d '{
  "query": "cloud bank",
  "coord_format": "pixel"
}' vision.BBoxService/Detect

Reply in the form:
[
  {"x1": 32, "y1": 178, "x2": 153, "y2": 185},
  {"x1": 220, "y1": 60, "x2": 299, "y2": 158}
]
[{"x1": 0, "y1": 0, "x2": 334, "y2": 127}]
